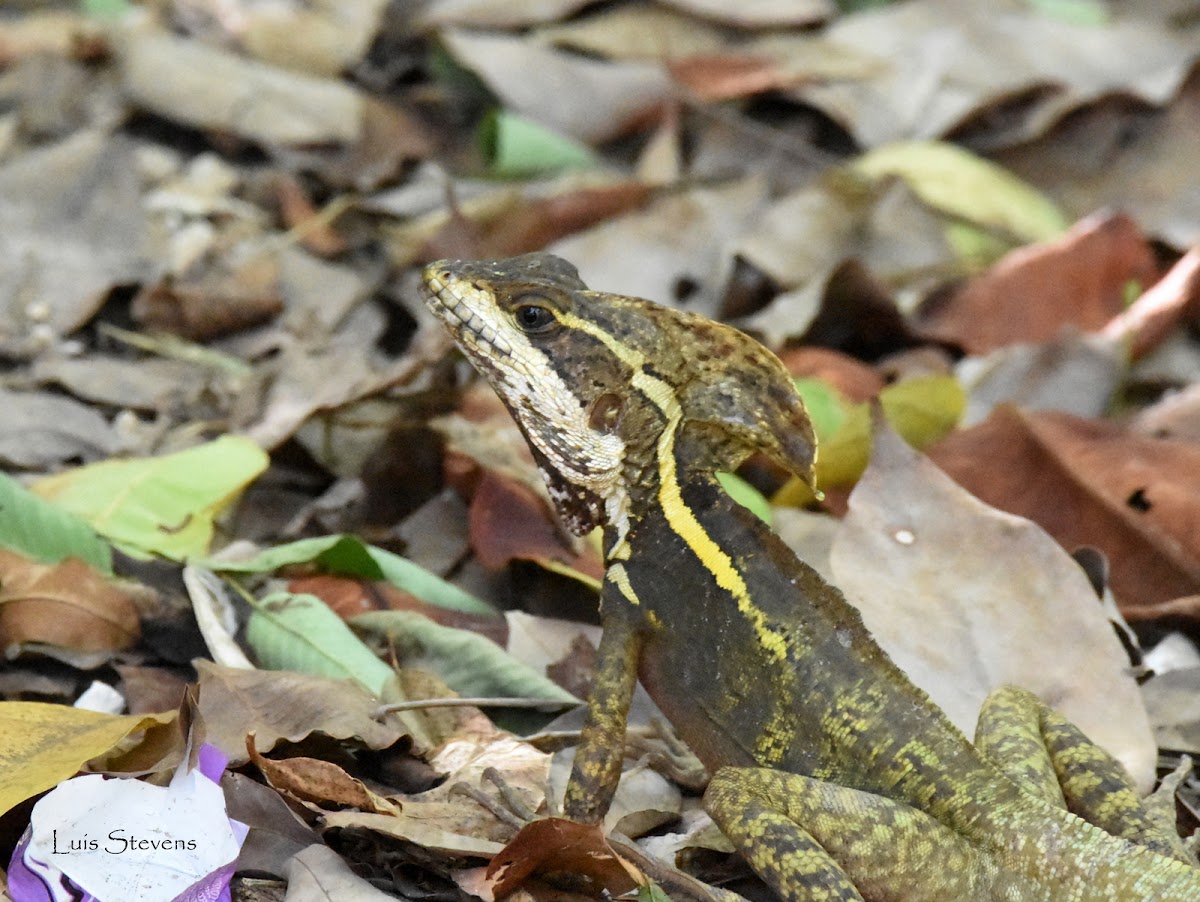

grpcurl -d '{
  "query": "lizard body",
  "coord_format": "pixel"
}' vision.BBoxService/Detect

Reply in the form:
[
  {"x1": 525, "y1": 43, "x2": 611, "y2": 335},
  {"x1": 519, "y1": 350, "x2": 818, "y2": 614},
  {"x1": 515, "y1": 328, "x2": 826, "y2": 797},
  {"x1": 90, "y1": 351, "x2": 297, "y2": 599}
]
[{"x1": 421, "y1": 253, "x2": 1199, "y2": 901}]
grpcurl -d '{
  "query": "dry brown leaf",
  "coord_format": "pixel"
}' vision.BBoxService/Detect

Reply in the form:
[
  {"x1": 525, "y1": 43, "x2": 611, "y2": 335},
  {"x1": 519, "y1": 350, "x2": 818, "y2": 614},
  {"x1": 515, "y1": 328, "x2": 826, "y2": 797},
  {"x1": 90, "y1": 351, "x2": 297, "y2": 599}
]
[
  {"x1": 919, "y1": 212, "x2": 1158, "y2": 354},
  {"x1": 550, "y1": 177, "x2": 769, "y2": 319},
  {"x1": 928, "y1": 406, "x2": 1200, "y2": 618},
  {"x1": 1132, "y1": 382, "x2": 1200, "y2": 443},
  {"x1": 786, "y1": 0, "x2": 1196, "y2": 148},
  {"x1": 284, "y1": 844, "x2": 404, "y2": 900},
  {"x1": 195, "y1": 660, "x2": 407, "y2": 765},
  {"x1": 247, "y1": 736, "x2": 403, "y2": 815},
  {"x1": 114, "y1": 27, "x2": 363, "y2": 146},
  {"x1": 734, "y1": 176, "x2": 952, "y2": 318},
  {"x1": 476, "y1": 183, "x2": 653, "y2": 259},
  {"x1": 232, "y1": 0, "x2": 390, "y2": 77},
  {"x1": 0, "y1": 11, "x2": 104, "y2": 65},
  {"x1": 419, "y1": 0, "x2": 595, "y2": 28},
  {"x1": 0, "y1": 550, "x2": 140, "y2": 653},
  {"x1": 0, "y1": 388, "x2": 119, "y2": 470},
  {"x1": 438, "y1": 29, "x2": 673, "y2": 144},
  {"x1": 322, "y1": 806, "x2": 505, "y2": 857},
  {"x1": 998, "y1": 68, "x2": 1200, "y2": 248},
  {"x1": 30, "y1": 355, "x2": 209, "y2": 413},
  {"x1": 222, "y1": 771, "x2": 321, "y2": 877},
  {"x1": 273, "y1": 174, "x2": 349, "y2": 257},
  {"x1": 486, "y1": 818, "x2": 642, "y2": 899},
  {"x1": 956, "y1": 331, "x2": 1124, "y2": 426},
  {"x1": 0, "y1": 130, "x2": 151, "y2": 354},
  {"x1": 765, "y1": 259, "x2": 927, "y2": 360},
  {"x1": 537, "y1": 6, "x2": 726, "y2": 61},
  {"x1": 831, "y1": 417, "x2": 1156, "y2": 787},
  {"x1": 132, "y1": 254, "x2": 284, "y2": 341}
]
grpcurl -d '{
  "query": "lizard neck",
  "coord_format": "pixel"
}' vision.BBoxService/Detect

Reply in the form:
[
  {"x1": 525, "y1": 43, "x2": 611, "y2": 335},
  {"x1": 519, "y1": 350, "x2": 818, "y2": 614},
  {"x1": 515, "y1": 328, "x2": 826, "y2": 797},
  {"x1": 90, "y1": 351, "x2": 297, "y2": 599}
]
[{"x1": 608, "y1": 431, "x2": 1027, "y2": 825}]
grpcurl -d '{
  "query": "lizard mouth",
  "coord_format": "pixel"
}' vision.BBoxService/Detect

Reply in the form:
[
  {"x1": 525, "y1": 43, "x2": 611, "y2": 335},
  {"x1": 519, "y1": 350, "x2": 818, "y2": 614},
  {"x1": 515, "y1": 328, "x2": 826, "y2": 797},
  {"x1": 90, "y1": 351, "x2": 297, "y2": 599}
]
[{"x1": 422, "y1": 269, "x2": 514, "y2": 359}]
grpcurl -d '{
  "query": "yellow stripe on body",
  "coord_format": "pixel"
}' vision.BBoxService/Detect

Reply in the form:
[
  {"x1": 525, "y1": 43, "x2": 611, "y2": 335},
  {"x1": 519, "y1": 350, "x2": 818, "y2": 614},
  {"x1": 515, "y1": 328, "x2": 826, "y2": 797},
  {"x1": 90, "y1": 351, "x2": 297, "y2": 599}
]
[
  {"x1": 559, "y1": 311, "x2": 796, "y2": 764},
  {"x1": 607, "y1": 563, "x2": 640, "y2": 606}
]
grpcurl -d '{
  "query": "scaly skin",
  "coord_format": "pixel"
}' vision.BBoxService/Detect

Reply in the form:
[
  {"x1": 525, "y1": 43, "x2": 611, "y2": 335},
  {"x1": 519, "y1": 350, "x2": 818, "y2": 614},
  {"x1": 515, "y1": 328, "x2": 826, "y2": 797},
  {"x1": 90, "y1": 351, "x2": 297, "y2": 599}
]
[{"x1": 422, "y1": 253, "x2": 1200, "y2": 900}]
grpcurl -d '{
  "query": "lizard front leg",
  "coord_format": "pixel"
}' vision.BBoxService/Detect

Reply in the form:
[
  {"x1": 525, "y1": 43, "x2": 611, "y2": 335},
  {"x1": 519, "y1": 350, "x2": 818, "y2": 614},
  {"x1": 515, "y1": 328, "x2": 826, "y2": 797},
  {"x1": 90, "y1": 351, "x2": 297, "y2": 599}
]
[{"x1": 563, "y1": 599, "x2": 642, "y2": 823}]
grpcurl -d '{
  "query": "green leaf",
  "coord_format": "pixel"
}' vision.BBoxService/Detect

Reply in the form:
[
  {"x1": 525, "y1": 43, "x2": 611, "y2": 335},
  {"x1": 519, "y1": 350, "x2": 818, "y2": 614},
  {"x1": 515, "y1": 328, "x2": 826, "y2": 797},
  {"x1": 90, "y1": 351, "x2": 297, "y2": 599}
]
[
  {"x1": 638, "y1": 884, "x2": 675, "y2": 902},
  {"x1": 82, "y1": 0, "x2": 132, "y2": 20},
  {"x1": 481, "y1": 109, "x2": 596, "y2": 177},
  {"x1": 819, "y1": 375, "x2": 965, "y2": 488},
  {"x1": 716, "y1": 472, "x2": 772, "y2": 525},
  {"x1": 352, "y1": 611, "x2": 578, "y2": 705},
  {"x1": 777, "y1": 375, "x2": 965, "y2": 505},
  {"x1": 851, "y1": 141, "x2": 1067, "y2": 257},
  {"x1": 205, "y1": 535, "x2": 384, "y2": 578},
  {"x1": 204, "y1": 535, "x2": 496, "y2": 615},
  {"x1": 0, "y1": 473, "x2": 112, "y2": 573},
  {"x1": 31, "y1": 436, "x2": 269, "y2": 560},
  {"x1": 246, "y1": 592, "x2": 395, "y2": 695},
  {"x1": 1025, "y1": 0, "x2": 1109, "y2": 25},
  {"x1": 367, "y1": 546, "x2": 497, "y2": 615},
  {"x1": 793, "y1": 378, "x2": 851, "y2": 442}
]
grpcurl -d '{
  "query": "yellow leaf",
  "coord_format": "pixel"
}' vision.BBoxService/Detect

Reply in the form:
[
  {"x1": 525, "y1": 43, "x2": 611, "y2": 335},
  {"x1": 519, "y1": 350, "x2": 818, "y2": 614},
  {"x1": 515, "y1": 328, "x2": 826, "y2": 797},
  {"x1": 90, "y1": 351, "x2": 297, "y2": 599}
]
[
  {"x1": 32, "y1": 436, "x2": 269, "y2": 559},
  {"x1": 777, "y1": 375, "x2": 965, "y2": 505},
  {"x1": 0, "y1": 703, "x2": 173, "y2": 816},
  {"x1": 852, "y1": 141, "x2": 1067, "y2": 259}
]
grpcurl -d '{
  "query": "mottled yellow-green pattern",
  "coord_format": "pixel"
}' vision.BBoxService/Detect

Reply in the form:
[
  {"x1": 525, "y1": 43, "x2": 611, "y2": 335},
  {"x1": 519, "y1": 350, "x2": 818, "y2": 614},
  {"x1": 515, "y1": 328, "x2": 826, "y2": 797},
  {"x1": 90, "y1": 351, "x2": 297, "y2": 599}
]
[{"x1": 422, "y1": 254, "x2": 1200, "y2": 901}]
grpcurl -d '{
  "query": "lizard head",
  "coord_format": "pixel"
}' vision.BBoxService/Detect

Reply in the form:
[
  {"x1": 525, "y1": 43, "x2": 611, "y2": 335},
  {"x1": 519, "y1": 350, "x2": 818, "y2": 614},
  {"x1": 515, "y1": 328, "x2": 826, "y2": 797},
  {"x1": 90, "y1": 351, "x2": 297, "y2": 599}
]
[
  {"x1": 422, "y1": 253, "x2": 631, "y2": 537},
  {"x1": 422, "y1": 253, "x2": 817, "y2": 540}
]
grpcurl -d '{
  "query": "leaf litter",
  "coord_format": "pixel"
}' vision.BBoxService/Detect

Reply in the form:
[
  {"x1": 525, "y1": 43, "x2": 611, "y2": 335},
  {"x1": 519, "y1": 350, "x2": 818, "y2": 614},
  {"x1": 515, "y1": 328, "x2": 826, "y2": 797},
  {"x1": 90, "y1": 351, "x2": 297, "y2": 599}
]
[{"x1": 2, "y1": 0, "x2": 1200, "y2": 898}]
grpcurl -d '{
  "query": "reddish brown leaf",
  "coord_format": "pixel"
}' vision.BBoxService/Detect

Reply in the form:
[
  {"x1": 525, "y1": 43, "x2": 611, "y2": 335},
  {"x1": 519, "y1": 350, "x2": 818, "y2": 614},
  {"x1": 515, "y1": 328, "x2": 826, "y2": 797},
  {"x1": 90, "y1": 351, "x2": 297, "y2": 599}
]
[
  {"x1": 486, "y1": 818, "x2": 641, "y2": 899},
  {"x1": 273, "y1": 173, "x2": 349, "y2": 257},
  {"x1": 288, "y1": 573, "x2": 376, "y2": 619},
  {"x1": 468, "y1": 471, "x2": 605, "y2": 582},
  {"x1": 0, "y1": 550, "x2": 140, "y2": 652},
  {"x1": 1102, "y1": 245, "x2": 1200, "y2": 360},
  {"x1": 288, "y1": 573, "x2": 508, "y2": 644},
  {"x1": 477, "y1": 183, "x2": 653, "y2": 260},
  {"x1": 669, "y1": 53, "x2": 799, "y2": 101},
  {"x1": 928, "y1": 406, "x2": 1200, "y2": 617},
  {"x1": 918, "y1": 212, "x2": 1159, "y2": 354}
]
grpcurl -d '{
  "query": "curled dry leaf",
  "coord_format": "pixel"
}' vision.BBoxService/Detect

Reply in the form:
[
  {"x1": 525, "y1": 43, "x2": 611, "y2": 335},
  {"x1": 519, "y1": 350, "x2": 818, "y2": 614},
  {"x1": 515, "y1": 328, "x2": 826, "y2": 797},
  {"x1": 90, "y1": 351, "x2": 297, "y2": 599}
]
[
  {"x1": 0, "y1": 550, "x2": 140, "y2": 653},
  {"x1": 247, "y1": 735, "x2": 402, "y2": 816},
  {"x1": 928, "y1": 405, "x2": 1200, "y2": 618},
  {"x1": 1102, "y1": 245, "x2": 1200, "y2": 361},
  {"x1": 195, "y1": 660, "x2": 406, "y2": 765},
  {"x1": 486, "y1": 818, "x2": 642, "y2": 899},
  {"x1": 998, "y1": 67, "x2": 1200, "y2": 248},
  {"x1": 787, "y1": 0, "x2": 1196, "y2": 148}
]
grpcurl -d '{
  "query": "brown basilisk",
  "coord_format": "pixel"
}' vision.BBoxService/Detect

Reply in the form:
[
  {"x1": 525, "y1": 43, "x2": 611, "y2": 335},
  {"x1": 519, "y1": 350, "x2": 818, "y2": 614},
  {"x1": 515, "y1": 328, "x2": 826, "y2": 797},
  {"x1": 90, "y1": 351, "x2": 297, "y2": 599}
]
[{"x1": 421, "y1": 253, "x2": 1200, "y2": 900}]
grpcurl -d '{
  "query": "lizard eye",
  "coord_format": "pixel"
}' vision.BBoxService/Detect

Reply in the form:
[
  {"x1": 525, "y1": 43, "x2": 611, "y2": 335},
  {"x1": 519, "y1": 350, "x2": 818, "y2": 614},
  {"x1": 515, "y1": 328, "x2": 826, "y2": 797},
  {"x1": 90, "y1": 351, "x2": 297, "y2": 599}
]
[{"x1": 514, "y1": 304, "x2": 556, "y2": 332}]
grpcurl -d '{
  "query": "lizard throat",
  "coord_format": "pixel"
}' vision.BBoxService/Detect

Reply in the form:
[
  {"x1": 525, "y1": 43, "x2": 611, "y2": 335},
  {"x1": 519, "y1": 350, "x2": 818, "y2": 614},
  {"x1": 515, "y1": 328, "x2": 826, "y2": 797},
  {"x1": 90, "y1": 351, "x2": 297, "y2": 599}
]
[{"x1": 424, "y1": 269, "x2": 628, "y2": 537}]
